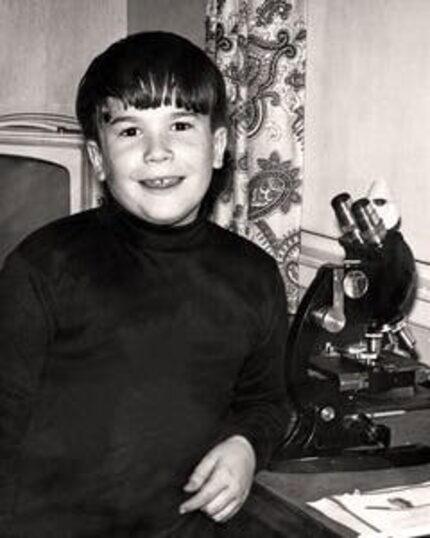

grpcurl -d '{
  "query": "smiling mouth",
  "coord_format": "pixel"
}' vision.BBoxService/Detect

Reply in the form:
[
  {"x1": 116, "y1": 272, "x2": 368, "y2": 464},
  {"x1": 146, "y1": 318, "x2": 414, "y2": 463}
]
[{"x1": 140, "y1": 176, "x2": 184, "y2": 189}]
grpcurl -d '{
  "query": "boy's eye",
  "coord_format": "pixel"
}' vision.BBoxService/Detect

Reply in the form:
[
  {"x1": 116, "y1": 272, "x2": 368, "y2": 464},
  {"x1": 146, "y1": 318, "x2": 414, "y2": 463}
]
[
  {"x1": 119, "y1": 127, "x2": 140, "y2": 137},
  {"x1": 172, "y1": 121, "x2": 193, "y2": 131}
]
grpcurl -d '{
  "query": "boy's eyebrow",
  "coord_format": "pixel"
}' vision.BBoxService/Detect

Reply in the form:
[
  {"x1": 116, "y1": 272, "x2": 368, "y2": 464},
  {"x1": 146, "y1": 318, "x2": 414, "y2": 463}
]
[
  {"x1": 104, "y1": 110, "x2": 201, "y2": 126},
  {"x1": 105, "y1": 115, "x2": 139, "y2": 126},
  {"x1": 170, "y1": 111, "x2": 200, "y2": 118}
]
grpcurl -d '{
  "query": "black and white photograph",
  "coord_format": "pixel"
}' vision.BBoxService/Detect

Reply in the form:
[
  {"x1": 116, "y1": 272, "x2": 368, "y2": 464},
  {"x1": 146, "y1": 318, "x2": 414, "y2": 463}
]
[{"x1": 1, "y1": 1, "x2": 429, "y2": 537}]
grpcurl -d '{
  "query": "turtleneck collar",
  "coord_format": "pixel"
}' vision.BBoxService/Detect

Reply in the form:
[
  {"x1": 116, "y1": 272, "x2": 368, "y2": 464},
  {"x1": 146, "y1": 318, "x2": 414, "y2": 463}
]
[{"x1": 98, "y1": 196, "x2": 209, "y2": 252}]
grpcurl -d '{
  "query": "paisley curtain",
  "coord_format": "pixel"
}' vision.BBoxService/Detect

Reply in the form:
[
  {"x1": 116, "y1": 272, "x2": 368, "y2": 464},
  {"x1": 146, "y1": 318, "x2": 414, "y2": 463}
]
[{"x1": 206, "y1": 0, "x2": 306, "y2": 314}]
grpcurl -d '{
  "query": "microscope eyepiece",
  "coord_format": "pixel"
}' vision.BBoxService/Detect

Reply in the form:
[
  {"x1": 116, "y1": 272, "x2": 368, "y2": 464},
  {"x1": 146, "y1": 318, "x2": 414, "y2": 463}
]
[
  {"x1": 331, "y1": 193, "x2": 355, "y2": 229},
  {"x1": 352, "y1": 198, "x2": 387, "y2": 247},
  {"x1": 331, "y1": 193, "x2": 365, "y2": 246}
]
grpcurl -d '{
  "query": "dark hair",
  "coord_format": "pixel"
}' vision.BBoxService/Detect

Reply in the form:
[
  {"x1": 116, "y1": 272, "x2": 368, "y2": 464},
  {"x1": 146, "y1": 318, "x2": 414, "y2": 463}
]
[{"x1": 76, "y1": 31, "x2": 228, "y2": 141}]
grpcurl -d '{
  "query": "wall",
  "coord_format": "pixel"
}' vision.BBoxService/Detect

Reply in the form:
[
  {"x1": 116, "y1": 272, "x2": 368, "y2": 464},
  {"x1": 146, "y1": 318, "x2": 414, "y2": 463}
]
[
  {"x1": 127, "y1": 0, "x2": 206, "y2": 47},
  {"x1": 0, "y1": 0, "x2": 205, "y2": 118},
  {"x1": 304, "y1": 0, "x2": 430, "y2": 263},
  {"x1": 302, "y1": 0, "x2": 430, "y2": 360},
  {"x1": 0, "y1": 0, "x2": 127, "y2": 117}
]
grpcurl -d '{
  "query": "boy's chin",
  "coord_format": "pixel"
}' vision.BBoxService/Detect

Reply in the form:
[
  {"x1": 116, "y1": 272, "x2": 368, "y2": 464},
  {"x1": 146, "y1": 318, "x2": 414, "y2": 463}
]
[
  {"x1": 137, "y1": 208, "x2": 201, "y2": 227},
  {"x1": 108, "y1": 191, "x2": 202, "y2": 227}
]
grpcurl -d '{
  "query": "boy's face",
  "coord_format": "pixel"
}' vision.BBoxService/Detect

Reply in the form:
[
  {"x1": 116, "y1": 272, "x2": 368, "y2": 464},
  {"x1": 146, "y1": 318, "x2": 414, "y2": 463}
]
[{"x1": 87, "y1": 99, "x2": 227, "y2": 227}]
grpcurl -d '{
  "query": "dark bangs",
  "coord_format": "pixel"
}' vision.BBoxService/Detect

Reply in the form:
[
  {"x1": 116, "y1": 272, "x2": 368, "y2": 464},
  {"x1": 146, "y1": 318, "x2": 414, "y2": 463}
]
[{"x1": 76, "y1": 32, "x2": 227, "y2": 141}]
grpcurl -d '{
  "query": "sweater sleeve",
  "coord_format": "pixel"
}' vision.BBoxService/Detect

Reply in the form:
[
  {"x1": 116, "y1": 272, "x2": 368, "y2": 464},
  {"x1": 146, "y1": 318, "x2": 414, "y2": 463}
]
[
  {"x1": 0, "y1": 250, "x2": 53, "y2": 517},
  {"x1": 219, "y1": 266, "x2": 292, "y2": 470}
]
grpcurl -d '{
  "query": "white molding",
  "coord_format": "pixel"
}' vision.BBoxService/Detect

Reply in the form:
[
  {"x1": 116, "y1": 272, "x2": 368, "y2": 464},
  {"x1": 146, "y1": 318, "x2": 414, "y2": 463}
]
[{"x1": 300, "y1": 229, "x2": 430, "y2": 329}]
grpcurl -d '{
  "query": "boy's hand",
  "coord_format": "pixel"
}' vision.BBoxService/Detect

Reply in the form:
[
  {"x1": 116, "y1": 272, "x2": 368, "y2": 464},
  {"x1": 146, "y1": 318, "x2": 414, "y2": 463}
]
[{"x1": 179, "y1": 435, "x2": 256, "y2": 523}]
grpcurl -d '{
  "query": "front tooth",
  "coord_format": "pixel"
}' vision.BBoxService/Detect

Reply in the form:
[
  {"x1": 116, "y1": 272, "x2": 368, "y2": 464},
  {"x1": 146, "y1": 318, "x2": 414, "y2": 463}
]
[
  {"x1": 145, "y1": 177, "x2": 179, "y2": 187},
  {"x1": 161, "y1": 177, "x2": 176, "y2": 187}
]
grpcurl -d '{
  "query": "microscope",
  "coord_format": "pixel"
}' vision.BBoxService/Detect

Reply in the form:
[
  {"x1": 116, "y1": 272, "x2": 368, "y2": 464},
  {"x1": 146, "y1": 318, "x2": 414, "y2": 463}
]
[{"x1": 273, "y1": 193, "x2": 430, "y2": 470}]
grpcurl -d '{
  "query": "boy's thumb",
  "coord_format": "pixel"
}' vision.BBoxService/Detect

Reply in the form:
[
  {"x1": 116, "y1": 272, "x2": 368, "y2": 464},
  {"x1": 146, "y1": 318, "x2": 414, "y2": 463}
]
[{"x1": 183, "y1": 450, "x2": 218, "y2": 492}]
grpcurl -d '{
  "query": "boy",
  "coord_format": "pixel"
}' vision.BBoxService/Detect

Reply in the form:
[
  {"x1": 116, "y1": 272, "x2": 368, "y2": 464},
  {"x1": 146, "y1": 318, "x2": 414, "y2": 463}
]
[{"x1": 0, "y1": 32, "x2": 290, "y2": 537}]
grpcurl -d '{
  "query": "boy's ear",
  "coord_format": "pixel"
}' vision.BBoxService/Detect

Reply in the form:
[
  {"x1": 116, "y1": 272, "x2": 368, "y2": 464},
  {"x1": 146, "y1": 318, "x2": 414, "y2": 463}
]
[
  {"x1": 212, "y1": 127, "x2": 228, "y2": 169},
  {"x1": 86, "y1": 140, "x2": 107, "y2": 181}
]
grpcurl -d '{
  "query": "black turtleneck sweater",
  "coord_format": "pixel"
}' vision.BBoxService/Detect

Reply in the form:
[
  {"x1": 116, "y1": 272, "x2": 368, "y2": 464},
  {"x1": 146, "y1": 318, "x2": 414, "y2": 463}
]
[{"x1": 0, "y1": 200, "x2": 290, "y2": 537}]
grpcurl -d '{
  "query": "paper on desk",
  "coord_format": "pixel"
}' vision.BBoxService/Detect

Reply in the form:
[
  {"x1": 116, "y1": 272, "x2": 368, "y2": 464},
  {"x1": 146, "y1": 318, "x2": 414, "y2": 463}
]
[{"x1": 308, "y1": 481, "x2": 430, "y2": 537}]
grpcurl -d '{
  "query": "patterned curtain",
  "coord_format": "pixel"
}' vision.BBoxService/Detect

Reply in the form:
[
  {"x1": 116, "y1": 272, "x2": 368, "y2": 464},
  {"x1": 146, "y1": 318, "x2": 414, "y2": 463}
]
[{"x1": 205, "y1": 0, "x2": 306, "y2": 314}]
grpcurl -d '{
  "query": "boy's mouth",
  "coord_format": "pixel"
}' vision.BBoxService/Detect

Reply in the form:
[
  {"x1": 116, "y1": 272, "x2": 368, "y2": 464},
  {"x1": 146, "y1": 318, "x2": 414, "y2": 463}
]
[{"x1": 140, "y1": 176, "x2": 183, "y2": 189}]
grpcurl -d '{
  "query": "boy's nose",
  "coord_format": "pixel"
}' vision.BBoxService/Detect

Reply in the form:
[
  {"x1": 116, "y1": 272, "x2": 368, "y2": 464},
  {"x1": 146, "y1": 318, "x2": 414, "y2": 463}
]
[{"x1": 143, "y1": 134, "x2": 172, "y2": 163}]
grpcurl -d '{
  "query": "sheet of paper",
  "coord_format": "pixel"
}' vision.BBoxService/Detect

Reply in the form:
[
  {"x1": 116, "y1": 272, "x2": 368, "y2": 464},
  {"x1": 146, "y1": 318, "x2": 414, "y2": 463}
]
[{"x1": 308, "y1": 481, "x2": 430, "y2": 537}]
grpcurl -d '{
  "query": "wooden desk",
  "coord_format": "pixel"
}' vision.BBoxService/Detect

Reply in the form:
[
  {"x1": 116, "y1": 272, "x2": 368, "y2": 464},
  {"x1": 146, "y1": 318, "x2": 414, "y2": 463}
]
[{"x1": 243, "y1": 409, "x2": 430, "y2": 537}]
